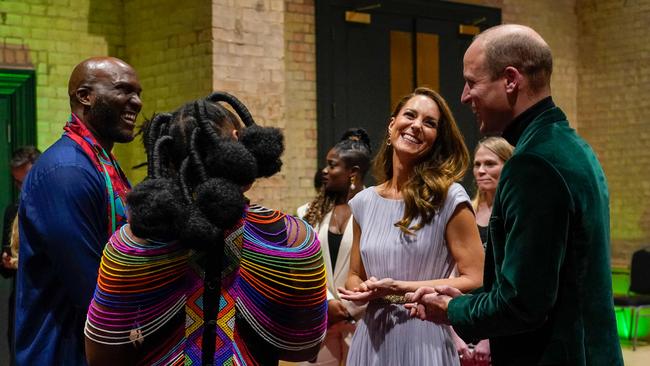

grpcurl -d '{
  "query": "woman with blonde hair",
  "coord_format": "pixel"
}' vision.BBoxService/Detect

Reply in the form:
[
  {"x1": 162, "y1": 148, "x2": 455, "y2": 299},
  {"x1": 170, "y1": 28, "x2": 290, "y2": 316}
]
[
  {"x1": 472, "y1": 137, "x2": 514, "y2": 246},
  {"x1": 453, "y1": 136, "x2": 513, "y2": 366},
  {"x1": 339, "y1": 87, "x2": 484, "y2": 365}
]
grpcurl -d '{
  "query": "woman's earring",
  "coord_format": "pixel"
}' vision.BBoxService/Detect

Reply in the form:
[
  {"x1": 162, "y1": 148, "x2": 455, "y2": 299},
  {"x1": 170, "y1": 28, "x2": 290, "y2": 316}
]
[
  {"x1": 350, "y1": 176, "x2": 356, "y2": 191},
  {"x1": 386, "y1": 130, "x2": 392, "y2": 146}
]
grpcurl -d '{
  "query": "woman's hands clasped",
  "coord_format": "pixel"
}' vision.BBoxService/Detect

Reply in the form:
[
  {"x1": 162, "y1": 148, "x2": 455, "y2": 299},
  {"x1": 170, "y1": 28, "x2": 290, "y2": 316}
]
[{"x1": 338, "y1": 276, "x2": 401, "y2": 305}]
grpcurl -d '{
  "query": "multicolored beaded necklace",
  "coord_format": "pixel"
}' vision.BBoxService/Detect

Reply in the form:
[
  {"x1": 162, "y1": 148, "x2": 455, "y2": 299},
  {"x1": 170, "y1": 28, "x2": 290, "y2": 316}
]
[{"x1": 86, "y1": 205, "x2": 327, "y2": 365}]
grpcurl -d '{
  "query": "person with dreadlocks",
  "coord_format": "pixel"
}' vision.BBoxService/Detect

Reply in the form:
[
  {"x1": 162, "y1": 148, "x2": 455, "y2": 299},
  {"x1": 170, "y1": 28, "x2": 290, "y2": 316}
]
[
  {"x1": 338, "y1": 87, "x2": 484, "y2": 365},
  {"x1": 84, "y1": 92, "x2": 328, "y2": 365},
  {"x1": 295, "y1": 128, "x2": 372, "y2": 366}
]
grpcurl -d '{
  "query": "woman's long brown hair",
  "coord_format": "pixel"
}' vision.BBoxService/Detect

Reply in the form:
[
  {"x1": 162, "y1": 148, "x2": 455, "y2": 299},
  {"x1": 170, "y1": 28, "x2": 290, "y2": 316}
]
[{"x1": 373, "y1": 87, "x2": 469, "y2": 234}]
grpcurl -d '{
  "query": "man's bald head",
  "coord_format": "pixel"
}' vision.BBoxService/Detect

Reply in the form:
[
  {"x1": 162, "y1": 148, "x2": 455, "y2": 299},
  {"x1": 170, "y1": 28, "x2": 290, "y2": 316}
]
[
  {"x1": 472, "y1": 24, "x2": 553, "y2": 92},
  {"x1": 68, "y1": 57, "x2": 135, "y2": 109},
  {"x1": 67, "y1": 56, "x2": 142, "y2": 151}
]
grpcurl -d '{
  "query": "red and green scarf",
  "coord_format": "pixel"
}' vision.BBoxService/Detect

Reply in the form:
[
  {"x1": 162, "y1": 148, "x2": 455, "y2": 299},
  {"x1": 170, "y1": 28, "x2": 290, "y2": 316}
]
[{"x1": 63, "y1": 113, "x2": 131, "y2": 235}]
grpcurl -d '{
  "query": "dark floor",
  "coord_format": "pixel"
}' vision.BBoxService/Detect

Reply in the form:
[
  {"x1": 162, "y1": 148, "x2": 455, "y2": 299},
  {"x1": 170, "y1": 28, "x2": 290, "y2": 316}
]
[{"x1": 0, "y1": 277, "x2": 11, "y2": 366}]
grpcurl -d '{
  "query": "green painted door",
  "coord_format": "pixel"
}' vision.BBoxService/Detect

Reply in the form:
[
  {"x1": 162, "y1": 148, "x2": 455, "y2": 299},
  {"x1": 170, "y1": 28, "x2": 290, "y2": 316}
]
[
  {"x1": 0, "y1": 70, "x2": 37, "y2": 209},
  {"x1": 316, "y1": 0, "x2": 500, "y2": 190},
  {"x1": 0, "y1": 96, "x2": 13, "y2": 212},
  {"x1": 0, "y1": 70, "x2": 36, "y2": 366},
  {"x1": 0, "y1": 95, "x2": 11, "y2": 366}
]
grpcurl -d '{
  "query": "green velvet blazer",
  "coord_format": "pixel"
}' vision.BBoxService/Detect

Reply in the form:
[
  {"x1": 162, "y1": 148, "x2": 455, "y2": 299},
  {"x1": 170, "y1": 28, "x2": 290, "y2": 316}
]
[{"x1": 448, "y1": 107, "x2": 623, "y2": 365}]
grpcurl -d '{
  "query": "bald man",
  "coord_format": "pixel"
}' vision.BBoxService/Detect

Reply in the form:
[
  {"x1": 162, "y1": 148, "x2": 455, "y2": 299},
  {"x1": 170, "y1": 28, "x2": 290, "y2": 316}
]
[
  {"x1": 407, "y1": 25, "x2": 623, "y2": 365},
  {"x1": 15, "y1": 57, "x2": 141, "y2": 365}
]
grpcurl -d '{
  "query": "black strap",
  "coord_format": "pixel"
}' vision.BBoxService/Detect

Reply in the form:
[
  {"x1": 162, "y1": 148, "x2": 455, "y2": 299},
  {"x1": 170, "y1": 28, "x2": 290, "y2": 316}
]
[{"x1": 201, "y1": 232, "x2": 225, "y2": 365}]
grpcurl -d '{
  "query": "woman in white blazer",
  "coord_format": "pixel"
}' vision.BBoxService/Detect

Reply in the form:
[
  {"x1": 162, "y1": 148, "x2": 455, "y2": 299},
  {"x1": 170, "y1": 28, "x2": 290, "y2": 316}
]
[{"x1": 296, "y1": 128, "x2": 372, "y2": 366}]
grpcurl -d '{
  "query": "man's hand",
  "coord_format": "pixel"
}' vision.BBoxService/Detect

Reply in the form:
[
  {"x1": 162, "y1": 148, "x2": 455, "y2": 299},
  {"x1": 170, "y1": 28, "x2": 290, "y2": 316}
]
[
  {"x1": 404, "y1": 285, "x2": 464, "y2": 324},
  {"x1": 327, "y1": 299, "x2": 351, "y2": 327},
  {"x1": 434, "y1": 285, "x2": 463, "y2": 298}
]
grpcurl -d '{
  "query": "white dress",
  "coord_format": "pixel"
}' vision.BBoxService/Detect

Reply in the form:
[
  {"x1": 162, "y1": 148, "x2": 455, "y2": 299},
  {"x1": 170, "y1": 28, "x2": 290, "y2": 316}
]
[
  {"x1": 346, "y1": 184, "x2": 469, "y2": 366},
  {"x1": 295, "y1": 203, "x2": 360, "y2": 366}
]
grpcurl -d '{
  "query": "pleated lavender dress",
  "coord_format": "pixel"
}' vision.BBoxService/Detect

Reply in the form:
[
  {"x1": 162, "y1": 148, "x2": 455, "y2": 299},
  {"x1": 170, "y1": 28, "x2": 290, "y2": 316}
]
[{"x1": 346, "y1": 184, "x2": 469, "y2": 366}]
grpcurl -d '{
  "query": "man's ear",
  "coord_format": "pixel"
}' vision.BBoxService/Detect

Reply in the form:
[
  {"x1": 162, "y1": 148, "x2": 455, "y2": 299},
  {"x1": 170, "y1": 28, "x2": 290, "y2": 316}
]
[
  {"x1": 75, "y1": 87, "x2": 92, "y2": 107},
  {"x1": 503, "y1": 66, "x2": 522, "y2": 93}
]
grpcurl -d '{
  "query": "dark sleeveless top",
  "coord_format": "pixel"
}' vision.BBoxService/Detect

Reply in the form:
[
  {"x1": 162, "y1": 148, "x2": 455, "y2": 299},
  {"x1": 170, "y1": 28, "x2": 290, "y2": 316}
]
[
  {"x1": 478, "y1": 225, "x2": 488, "y2": 249},
  {"x1": 327, "y1": 230, "x2": 343, "y2": 271}
]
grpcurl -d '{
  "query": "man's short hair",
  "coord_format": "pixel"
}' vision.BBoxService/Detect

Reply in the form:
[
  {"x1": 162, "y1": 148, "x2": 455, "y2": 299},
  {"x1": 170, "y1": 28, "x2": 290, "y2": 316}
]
[
  {"x1": 10, "y1": 146, "x2": 41, "y2": 168},
  {"x1": 480, "y1": 29, "x2": 553, "y2": 92}
]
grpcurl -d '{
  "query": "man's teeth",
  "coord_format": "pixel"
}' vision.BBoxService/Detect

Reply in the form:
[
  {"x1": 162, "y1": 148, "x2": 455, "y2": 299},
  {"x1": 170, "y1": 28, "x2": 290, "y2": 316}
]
[{"x1": 123, "y1": 113, "x2": 137, "y2": 121}]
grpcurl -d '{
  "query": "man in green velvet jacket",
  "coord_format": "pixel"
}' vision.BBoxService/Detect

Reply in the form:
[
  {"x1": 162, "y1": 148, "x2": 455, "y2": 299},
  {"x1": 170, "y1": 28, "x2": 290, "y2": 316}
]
[{"x1": 407, "y1": 24, "x2": 623, "y2": 365}]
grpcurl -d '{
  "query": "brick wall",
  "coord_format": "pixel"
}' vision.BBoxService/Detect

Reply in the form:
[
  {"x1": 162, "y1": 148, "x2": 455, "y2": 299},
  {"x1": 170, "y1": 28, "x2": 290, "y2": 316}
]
[
  {"x1": 461, "y1": 0, "x2": 579, "y2": 128},
  {"x1": 114, "y1": 0, "x2": 214, "y2": 183},
  {"x1": 0, "y1": 0, "x2": 124, "y2": 149},
  {"x1": 0, "y1": 0, "x2": 213, "y2": 184},
  {"x1": 283, "y1": 0, "x2": 318, "y2": 212},
  {"x1": 576, "y1": 0, "x2": 650, "y2": 265},
  {"x1": 209, "y1": 0, "x2": 288, "y2": 210},
  {"x1": 209, "y1": 0, "x2": 317, "y2": 213},
  {"x1": 2, "y1": 0, "x2": 646, "y2": 262},
  {"x1": 0, "y1": 0, "x2": 316, "y2": 213},
  {"x1": 457, "y1": 0, "x2": 650, "y2": 264}
]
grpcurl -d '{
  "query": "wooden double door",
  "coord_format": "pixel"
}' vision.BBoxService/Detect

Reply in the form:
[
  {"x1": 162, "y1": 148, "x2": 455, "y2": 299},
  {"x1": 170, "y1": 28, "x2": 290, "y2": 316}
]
[{"x1": 316, "y1": 0, "x2": 500, "y2": 188}]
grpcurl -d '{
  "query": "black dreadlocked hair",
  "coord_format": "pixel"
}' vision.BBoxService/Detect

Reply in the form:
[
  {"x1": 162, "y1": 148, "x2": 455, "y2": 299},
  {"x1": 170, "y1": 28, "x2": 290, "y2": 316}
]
[
  {"x1": 335, "y1": 128, "x2": 372, "y2": 175},
  {"x1": 303, "y1": 128, "x2": 371, "y2": 227},
  {"x1": 126, "y1": 92, "x2": 284, "y2": 249}
]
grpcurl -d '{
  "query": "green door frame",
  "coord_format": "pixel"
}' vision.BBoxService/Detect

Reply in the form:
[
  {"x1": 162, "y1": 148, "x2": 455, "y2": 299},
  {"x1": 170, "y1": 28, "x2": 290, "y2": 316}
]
[{"x1": 0, "y1": 69, "x2": 37, "y2": 209}]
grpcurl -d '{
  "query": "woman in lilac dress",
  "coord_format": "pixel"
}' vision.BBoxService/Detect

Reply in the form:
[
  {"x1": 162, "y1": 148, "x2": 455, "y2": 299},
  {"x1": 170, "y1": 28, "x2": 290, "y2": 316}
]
[{"x1": 339, "y1": 87, "x2": 484, "y2": 365}]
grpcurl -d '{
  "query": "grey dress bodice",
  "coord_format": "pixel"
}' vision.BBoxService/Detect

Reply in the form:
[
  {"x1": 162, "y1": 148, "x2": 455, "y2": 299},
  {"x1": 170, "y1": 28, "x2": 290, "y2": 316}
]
[{"x1": 346, "y1": 183, "x2": 470, "y2": 366}]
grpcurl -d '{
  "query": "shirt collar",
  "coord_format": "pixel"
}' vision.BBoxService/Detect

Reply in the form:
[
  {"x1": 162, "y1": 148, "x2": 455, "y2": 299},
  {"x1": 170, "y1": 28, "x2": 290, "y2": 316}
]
[{"x1": 502, "y1": 96, "x2": 555, "y2": 146}]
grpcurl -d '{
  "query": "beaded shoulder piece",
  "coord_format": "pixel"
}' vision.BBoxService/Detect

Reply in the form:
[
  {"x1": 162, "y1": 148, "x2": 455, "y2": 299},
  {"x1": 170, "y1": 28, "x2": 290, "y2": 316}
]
[{"x1": 85, "y1": 205, "x2": 327, "y2": 365}]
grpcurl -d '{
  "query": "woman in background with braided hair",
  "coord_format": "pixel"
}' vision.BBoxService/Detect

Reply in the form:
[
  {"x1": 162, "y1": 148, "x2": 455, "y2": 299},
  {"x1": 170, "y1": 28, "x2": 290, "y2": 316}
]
[
  {"x1": 84, "y1": 92, "x2": 327, "y2": 366},
  {"x1": 294, "y1": 128, "x2": 372, "y2": 366}
]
